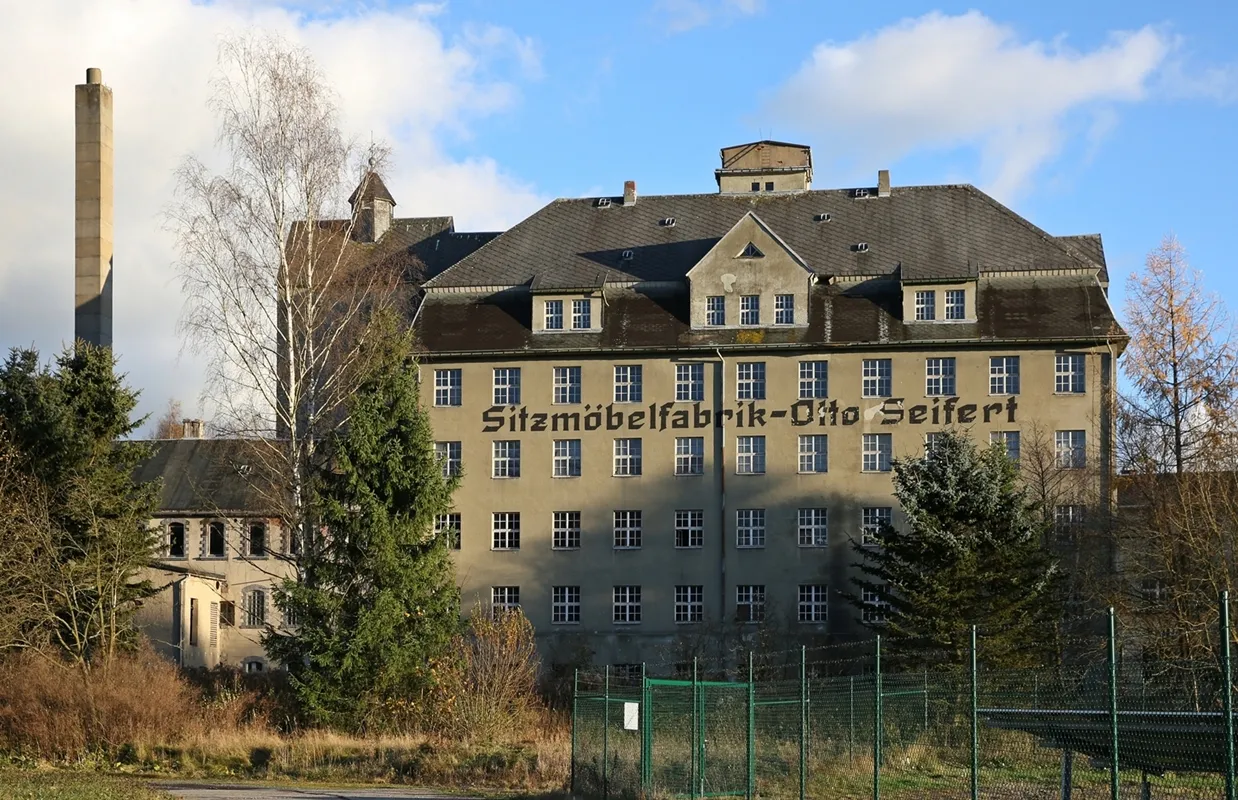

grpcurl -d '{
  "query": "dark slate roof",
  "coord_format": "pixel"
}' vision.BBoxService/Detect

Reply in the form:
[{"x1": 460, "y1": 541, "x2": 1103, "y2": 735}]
[
  {"x1": 416, "y1": 274, "x2": 1124, "y2": 357},
  {"x1": 322, "y1": 216, "x2": 498, "y2": 284},
  {"x1": 348, "y1": 171, "x2": 396, "y2": 206},
  {"x1": 133, "y1": 439, "x2": 278, "y2": 515},
  {"x1": 425, "y1": 185, "x2": 1106, "y2": 291}
]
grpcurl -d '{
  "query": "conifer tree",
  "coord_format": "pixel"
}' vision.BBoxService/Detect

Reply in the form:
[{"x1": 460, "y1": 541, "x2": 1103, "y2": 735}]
[
  {"x1": 264, "y1": 313, "x2": 461, "y2": 731},
  {"x1": 847, "y1": 430, "x2": 1060, "y2": 668}
]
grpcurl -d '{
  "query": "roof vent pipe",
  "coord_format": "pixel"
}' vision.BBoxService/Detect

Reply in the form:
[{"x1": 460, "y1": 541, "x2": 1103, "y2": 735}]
[
  {"x1": 878, "y1": 169, "x2": 890, "y2": 198},
  {"x1": 624, "y1": 180, "x2": 637, "y2": 206}
]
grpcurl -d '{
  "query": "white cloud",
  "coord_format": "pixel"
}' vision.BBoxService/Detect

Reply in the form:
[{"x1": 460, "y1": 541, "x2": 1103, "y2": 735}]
[
  {"x1": 0, "y1": 0, "x2": 547, "y2": 428},
  {"x1": 764, "y1": 11, "x2": 1172, "y2": 198},
  {"x1": 654, "y1": 0, "x2": 764, "y2": 34}
]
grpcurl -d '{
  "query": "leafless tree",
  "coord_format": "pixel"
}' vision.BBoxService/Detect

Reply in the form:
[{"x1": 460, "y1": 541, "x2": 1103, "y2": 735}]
[
  {"x1": 149, "y1": 399, "x2": 184, "y2": 439},
  {"x1": 169, "y1": 33, "x2": 406, "y2": 552}
]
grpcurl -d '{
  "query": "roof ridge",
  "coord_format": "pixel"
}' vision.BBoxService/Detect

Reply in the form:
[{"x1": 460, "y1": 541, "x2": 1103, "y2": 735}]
[{"x1": 961, "y1": 185, "x2": 1095, "y2": 272}]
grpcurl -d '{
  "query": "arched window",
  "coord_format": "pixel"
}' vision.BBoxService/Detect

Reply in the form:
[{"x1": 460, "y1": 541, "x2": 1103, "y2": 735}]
[
  {"x1": 241, "y1": 588, "x2": 267, "y2": 628},
  {"x1": 247, "y1": 522, "x2": 267, "y2": 558},
  {"x1": 167, "y1": 521, "x2": 186, "y2": 558},
  {"x1": 207, "y1": 520, "x2": 226, "y2": 558},
  {"x1": 242, "y1": 658, "x2": 266, "y2": 674}
]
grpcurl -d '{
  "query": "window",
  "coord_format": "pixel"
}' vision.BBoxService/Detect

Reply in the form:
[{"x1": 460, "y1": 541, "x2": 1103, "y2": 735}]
[
  {"x1": 614, "y1": 586, "x2": 641, "y2": 624},
  {"x1": 945, "y1": 289, "x2": 965, "y2": 320},
  {"x1": 677, "y1": 363, "x2": 705, "y2": 401},
  {"x1": 1056, "y1": 430, "x2": 1087, "y2": 469},
  {"x1": 862, "y1": 588, "x2": 889, "y2": 624},
  {"x1": 492, "y1": 512, "x2": 520, "y2": 550},
  {"x1": 740, "y1": 295, "x2": 760, "y2": 326},
  {"x1": 990, "y1": 431, "x2": 1021, "y2": 462},
  {"x1": 242, "y1": 588, "x2": 266, "y2": 628},
  {"x1": 207, "y1": 521, "x2": 226, "y2": 558},
  {"x1": 798, "y1": 508, "x2": 828, "y2": 547},
  {"x1": 736, "y1": 436, "x2": 766, "y2": 474},
  {"x1": 553, "y1": 439, "x2": 581, "y2": 477},
  {"x1": 862, "y1": 507, "x2": 891, "y2": 546},
  {"x1": 553, "y1": 511, "x2": 581, "y2": 549},
  {"x1": 736, "y1": 585, "x2": 765, "y2": 623},
  {"x1": 572, "y1": 299, "x2": 592, "y2": 330},
  {"x1": 247, "y1": 522, "x2": 267, "y2": 558},
  {"x1": 492, "y1": 586, "x2": 520, "y2": 616},
  {"x1": 614, "y1": 365, "x2": 643, "y2": 403},
  {"x1": 925, "y1": 357, "x2": 956, "y2": 396},
  {"x1": 435, "y1": 441, "x2": 462, "y2": 477},
  {"x1": 775, "y1": 294, "x2": 795, "y2": 325},
  {"x1": 492, "y1": 440, "x2": 521, "y2": 478},
  {"x1": 862, "y1": 433, "x2": 892, "y2": 472},
  {"x1": 433, "y1": 369, "x2": 461, "y2": 406},
  {"x1": 799, "y1": 361, "x2": 828, "y2": 399},
  {"x1": 915, "y1": 291, "x2": 936, "y2": 321},
  {"x1": 764, "y1": 181, "x2": 774, "y2": 191},
  {"x1": 553, "y1": 586, "x2": 581, "y2": 624},
  {"x1": 675, "y1": 586, "x2": 704, "y2": 624},
  {"x1": 434, "y1": 513, "x2": 461, "y2": 549},
  {"x1": 168, "y1": 522, "x2": 185, "y2": 558},
  {"x1": 243, "y1": 659, "x2": 266, "y2": 674},
  {"x1": 751, "y1": 181, "x2": 760, "y2": 192},
  {"x1": 736, "y1": 508, "x2": 766, "y2": 548},
  {"x1": 798, "y1": 585, "x2": 828, "y2": 623},
  {"x1": 926, "y1": 432, "x2": 949, "y2": 454},
  {"x1": 613, "y1": 510, "x2": 642, "y2": 549},
  {"x1": 219, "y1": 600, "x2": 235, "y2": 627},
  {"x1": 798, "y1": 435, "x2": 828, "y2": 473},
  {"x1": 493, "y1": 367, "x2": 521, "y2": 405},
  {"x1": 553, "y1": 366, "x2": 582, "y2": 404},
  {"x1": 862, "y1": 359, "x2": 892, "y2": 398},
  {"x1": 545, "y1": 300, "x2": 564, "y2": 330},
  {"x1": 990, "y1": 356, "x2": 1020, "y2": 395},
  {"x1": 613, "y1": 438, "x2": 643, "y2": 476},
  {"x1": 1056, "y1": 354, "x2": 1086, "y2": 394},
  {"x1": 188, "y1": 598, "x2": 199, "y2": 647},
  {"x1": 675, "y1": 437, "x2": 704, "y2": 476},
  {"x1": 706, "y1": 296, "x2": 726, "y2": 326},
  {"x1": 1054, "y1": 505, "x2": 1086, "y2": 544},
  {"x1": 675, "y1": 510, "x2": 703, "y2": 548},
  {"x1": 737, "y1": 362, "x2": 766, "y2": 400}
]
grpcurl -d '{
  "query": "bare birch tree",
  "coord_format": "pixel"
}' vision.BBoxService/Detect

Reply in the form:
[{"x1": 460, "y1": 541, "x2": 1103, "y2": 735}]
[{"x1": 169, "y1": 33, "x2": 406, "y2": 550}]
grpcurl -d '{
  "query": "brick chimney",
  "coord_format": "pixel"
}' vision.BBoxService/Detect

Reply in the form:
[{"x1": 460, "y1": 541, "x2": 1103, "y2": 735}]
[
  {"x1": 182, "y1": 419, "x2": 205, "y2": 439},
  {"x1": 75, "y1": 67, "x2": 113, "y2": 348},
  {"x1": 623, "y1": 180, "x2": 637, "y2": 206}
]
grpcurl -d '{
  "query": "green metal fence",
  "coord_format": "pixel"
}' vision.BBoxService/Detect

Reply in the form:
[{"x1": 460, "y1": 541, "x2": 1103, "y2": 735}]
[{"x1": 572, "y1": 596, "x2": 1238, "y2": 799}]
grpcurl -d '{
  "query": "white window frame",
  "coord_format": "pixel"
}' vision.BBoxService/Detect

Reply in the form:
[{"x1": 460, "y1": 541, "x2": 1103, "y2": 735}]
[
  {"x1": 552, "y1": 510, "x2": 581, "y2": 549},
  {"x1": 434, "y1": 513, "x2": 461, "y2": 549},
  {"x1": 736, "y1": 585, "x2": 766, "y2": 623},
  {"x1": 862, "y1": 507, "x2": 891, "y2": 546},
  {"x1": 990, "y1": 431, "x2": 1021, "y2": 462},
  {"x1": 1056, "y1": 354, "x2": 1086, "y2": 394},
  {"x1": 862, "y1": 587, "x2": 889, "y2": 624},
  {"x1": 914, "y1": 291, "x2": 935, "y2": 321},
  {"x1": 675, "y1": 509, "x2": 704, "y2": 548},
  {"x1": 675, "y1": 585, "x2": 704, "y2": 624},
  {"x1": 433, "y1": 368, "x2": 461, "y2": 407},
  {"x1": 798, "y1": 361, "x2": 828, "y2": 399},
  {"x1": 553, "y1": 366, "x2": 582, "y2": 405},
  {"x1": 613, "y1": 510, "x2": 642, "y2": 549},
  {"x1": 675, "y1": 436, "x2": 704, "y2": 476},
  {"x1": 241, "y1": 588, "x2": 266, "y2": 629},
  {"x1": 544, "y1": 299, "x2": 564, "y2": 330},
  {"x1": 736, "y1": 508, "x2": 766, "y2": 548},
  {"x1": 553, "y1": 439, "x2": 581, "y2": 478},
  {"x1": 862, "y1": 433, "x2": 892, "y2": 472},
  {"x1": 798, "y1": 434, "x2": 828, "y2": 473},
  {"x1": 435, "y1": 440, "x2": 462, "y2": 478},
  {"x1": 925, "y1": 431, "x2": 945, "y2": 454},
  {"x1": 614, "y1": 365, "x2": 643, "y2": 403},
  {"x1": 736, "y1": 435, "x2": 766, "y2": 475},
  {"x1": 945, "y1": 289, "x2": 965, "y2": 320},
  {"x1": 797, "y1": 508, "x2": 828, "y2": 547},
  {"x1": 613, "y1": 585, "x2": 642, "y2": 624},
  {"x1": 862, "y1": 359, "x2": 892, "y2": 398},
  {"x1": 925, "y1": 357, "x2": 956, "y2": 396},
  {"x1": 492, "y1": 586, "x2": 520, "y2": 616},
  {"x1": 572, "y1": 298, "x2": 592, "y2": 330},
  {"x1": 706, "y1": 296, "x2": 726, "y2": 326},
  {"x1": 1054, "y1": 505, "x2": 1086, "y2": 543},
  {"x1": 737, "y1": 362, "x2": 766, "y2": 400},
  {"x1": 1056, "y1": 430, "x2": 1087, "y2": 469},
  {"x1": 613, "y1": 438, "x2": 643, "y2": 476},
  {"x1": 492, "y1": 512, "x2": 520, "y2": 550},
  {"x1": 989, "y1": 356, "x2": 1020, "y2": 395},
  {"x1": 492, "y1": 440, "x2": 521, "y2": 478},
  {"x1": 775, "y1": 294, "x2": 795, "y2": 325},
  {"x1": 740, "y1": 295, "x2": 760, "y2": 326},
  {"x1": 552, "y1": 586, "x2": 581, "y2": 624},
  {"x1": 798, "y1": 585, "x2": 828, "y2": 623},
  {"x1": 676, "y1": 363, "x2": 705, "y2": 402},
  {"x1": 493, "y1": 367, "x2": 521, "y2": 405}
]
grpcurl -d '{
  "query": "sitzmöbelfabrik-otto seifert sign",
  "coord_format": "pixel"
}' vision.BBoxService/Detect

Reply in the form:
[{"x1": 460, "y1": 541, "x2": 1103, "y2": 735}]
[{"x1": 481, "y1": 396, "x2": 1019, "y2": 433}]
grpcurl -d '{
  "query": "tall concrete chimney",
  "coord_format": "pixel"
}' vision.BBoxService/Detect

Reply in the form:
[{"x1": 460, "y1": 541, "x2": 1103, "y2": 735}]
[{"x1": 75, "y1": 67, "x2": 113, "y2": 348}]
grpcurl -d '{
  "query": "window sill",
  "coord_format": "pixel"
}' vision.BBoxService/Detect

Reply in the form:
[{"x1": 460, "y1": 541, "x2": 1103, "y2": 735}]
[
  {"x1": 735, "y1": 471, "x2": 766, "y2": 477},
  {"x1": 736, "y1": 544, "x2": 766, "y2": 550},
  {"x1": 798, "y1": 543, "x2": 829, "y2": 549},
  {"x1": 245, "y1": 555, "x2": 269, "y2": 560},
  {"x1": 491, "y1": 475, "x2": 521, "y2": 480},
  {"x1": 612, "y1": 473, "x2": 643, "y2": 478},
  {"x1": 612, "y1": 400, "x2": 644, "y2": 405},
  {"x1": 1053, "y1": 391, "x2": 1087, "y2": 396},
  {"x1": 675, "y1": 620, "x2": 703, "y2": 626},
  {"x1": 613, "y1": 546, "x2": 642, "y2": 551},
  {"x1": 674, "y1": 471, "x2": 704, "y2": 478},
  {"x1": 552, "y1": 474, "x2": 581, "y2": 479},
  {"x1": 613, "y1": 621, "x2": 641, "y2": 626},
  {"x1": 551, "y1": 546, "x2": 581, "y2": 552},
  {"x1": 797, "y1": 620, "x2": 829, "y2": 625},
  {"x1": 674, "y1": 397, "x2": 706, "y2": 404},
  {"x1": 551, "y1": 401, "x2": 583, "y2": 406},
  {"x1": 203, "y1": 554, "x2": 227, "y2": 560},
  {"x1": 861, "y1": 469, "x2": 892, "y2": 474},
  {"x1": 674, "y1": 545, "x2": 703, "y2": 550},
  {"x1": 490, "y1": 548, "x2": 520, "y2": 552},
  {"x1": 988, "y1": 392, "x2": 1020, "y2": 397},
  {"x1": 433, "y1": 404, "x2": 462, "y2": 409},
  {"x1": 164, "y1": 555, "x2": 188, "y2": 561},
  {"x1": 797, "y1": 470, "x2": 828, "y2": 475},
  {"x1": 551, "y1": 621, "x2": 581, "y2": 626},
  {"x1": 862, "y1": 394, "x2": 893, "y2": 400}
]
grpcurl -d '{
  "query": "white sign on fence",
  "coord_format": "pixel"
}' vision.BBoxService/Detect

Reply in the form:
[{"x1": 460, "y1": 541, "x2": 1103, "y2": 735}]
[{"x1": 623, "y1": 701, "x2": 639, "y2": 731}]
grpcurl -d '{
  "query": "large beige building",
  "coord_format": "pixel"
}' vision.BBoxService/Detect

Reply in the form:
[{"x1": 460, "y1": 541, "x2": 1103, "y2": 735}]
[{"x1": 134, "y1": 141, "x2": 1125, "y2": 670}]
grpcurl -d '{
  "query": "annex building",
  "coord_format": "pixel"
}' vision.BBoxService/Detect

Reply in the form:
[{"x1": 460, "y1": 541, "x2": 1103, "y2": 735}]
[{"x1": 132, "y1": 140, "x2": 1126, "y2": 670}]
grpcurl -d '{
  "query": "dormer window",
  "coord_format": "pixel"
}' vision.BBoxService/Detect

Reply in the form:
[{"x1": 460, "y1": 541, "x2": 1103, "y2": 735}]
[
  {"x1": 945, "y1": 289, "x2": 965, "y2": 320},
  {"x1": 915, "y1": 291, "x2": 935, "y2": 321},
  {"x1": 740, "y1": 295, "x2": 760, "y2": 326},
  {"x1": 545, "y1": 300, "x2": 564, "y2": 330},
  {"x1": 572, "y1": 299, "x2": 592, "y2": 330}
]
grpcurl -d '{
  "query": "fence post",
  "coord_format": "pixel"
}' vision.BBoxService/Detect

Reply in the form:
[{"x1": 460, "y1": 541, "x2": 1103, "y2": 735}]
[
  {"x1": 692, "y1": 657, "x2": 700, "y2": 800},
  {"x1": 641, "y1": 662, "x2": 649, "y2": 797},
  {"x1": 571, "y1": 668, "x2": 578, "y2": 796},
  {"x1": 849, "y1": 676, "x2": 855, "y2": 765},
  {"x1": 1108, "y1": 607, "x2": 1119, "y2": 800},
  {"x1": 923, "y1": 668, "x2": 929, "y2": 735},
  {"x1": 874, "y1": 634, "x2": 882, "y2": 800},
  {"x1": 603, "y1": 665, "x2": 610, "y2": 800},
  {"x1": 747, "y1": 650, "x2": 755, "y2": 800},
  {"x1": 970, "y1": 626, "x2": 979, "y2": 800},
  {"x1": 1223, "y1": 591, "x2": 1235, "y2": 800},
  {"x1": 800, "y1": 645, "x2": 808, "y2": 800}
]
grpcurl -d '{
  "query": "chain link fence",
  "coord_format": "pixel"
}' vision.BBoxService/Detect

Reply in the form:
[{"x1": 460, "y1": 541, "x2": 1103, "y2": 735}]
[{"x1": 572, "y1": 597, "x2": 1238, "y2": 799}]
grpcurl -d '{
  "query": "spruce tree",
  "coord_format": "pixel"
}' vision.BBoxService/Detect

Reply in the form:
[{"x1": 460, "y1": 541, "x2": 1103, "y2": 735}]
[
  {"x1": 847, "y1": 430, "x2": 1061, "y2": 668},
  {"x1": 264, "y1": 313, "x2": 461, "y2": 731}
]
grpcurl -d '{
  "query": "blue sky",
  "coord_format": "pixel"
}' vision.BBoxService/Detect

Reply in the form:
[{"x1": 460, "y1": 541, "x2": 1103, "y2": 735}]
[{"x1": 1, "y1": 0, "x2": 1235, "y2": 423}]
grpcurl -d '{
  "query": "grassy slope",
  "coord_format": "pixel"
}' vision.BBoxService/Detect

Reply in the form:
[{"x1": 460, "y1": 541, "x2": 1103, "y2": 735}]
[{"x1": 0, "y1": 771, "x2": 172, "y2": 799}]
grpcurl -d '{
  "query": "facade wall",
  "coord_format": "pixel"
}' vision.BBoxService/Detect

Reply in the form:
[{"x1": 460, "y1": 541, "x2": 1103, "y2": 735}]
[{"x1": 425, "y1": 343, "x2": 1113, "y2": 666}]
